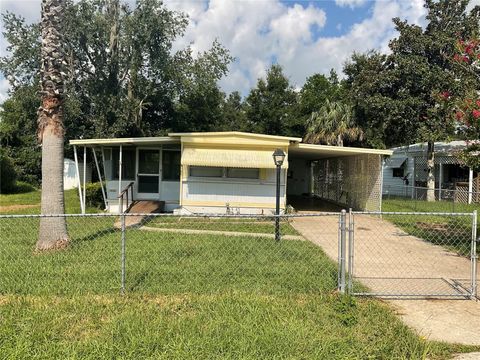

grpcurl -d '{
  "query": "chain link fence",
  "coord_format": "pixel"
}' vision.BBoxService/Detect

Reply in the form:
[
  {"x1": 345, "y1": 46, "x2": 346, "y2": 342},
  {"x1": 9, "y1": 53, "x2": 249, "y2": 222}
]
[
  {"x1": 347, "y1": 211, "x2": 478, "y2": 298},
  {"x1": 383, "y1": 184, "x2": 480, "y2": 213},
  {"x1": 0, "y1": 213, "x2": 340, "y2": 296},
  {"x1": 0, "y1": 211, "x2": 477, "y2": 299}
]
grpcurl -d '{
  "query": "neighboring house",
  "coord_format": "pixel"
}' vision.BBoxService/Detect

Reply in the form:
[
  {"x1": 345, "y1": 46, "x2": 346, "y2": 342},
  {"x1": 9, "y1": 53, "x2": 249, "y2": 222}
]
[
  {"x1": 383, "y1": 141, "x2": 479, "y2": 203},
  {"x1": 69, "y1": 132, "x2": 392, "y2": 214},
  {"x1": 64, "y1": 158, "x2": 91, "y2": 190}
]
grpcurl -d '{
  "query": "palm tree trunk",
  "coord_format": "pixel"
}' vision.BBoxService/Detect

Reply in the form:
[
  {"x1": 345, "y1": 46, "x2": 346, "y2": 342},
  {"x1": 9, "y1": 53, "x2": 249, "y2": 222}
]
[
  {"x1": 36, "y1": 0, "x2": 69, "y2": 250},
  {"x1": 426, "y1": 140, "x2": 436, "y2": 202}
]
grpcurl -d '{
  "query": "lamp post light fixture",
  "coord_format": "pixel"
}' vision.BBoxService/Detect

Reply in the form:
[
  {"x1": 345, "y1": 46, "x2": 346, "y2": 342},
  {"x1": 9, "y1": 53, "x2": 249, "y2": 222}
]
[{"x1": 272, "y1": 148, "x2": 286, "y2": 241}]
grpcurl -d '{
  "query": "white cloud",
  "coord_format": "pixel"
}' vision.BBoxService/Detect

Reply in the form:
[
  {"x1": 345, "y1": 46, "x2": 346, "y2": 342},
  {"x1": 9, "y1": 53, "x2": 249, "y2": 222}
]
[
  {"x1": 0, "y1": 78, "x2": 10, "y2": 103},
  {"x1": 174, "y1": 0, "x2": 428, "y2": 94},
  {"x1": 335, "y1": 0, "x2": 368, "y2": 9}
]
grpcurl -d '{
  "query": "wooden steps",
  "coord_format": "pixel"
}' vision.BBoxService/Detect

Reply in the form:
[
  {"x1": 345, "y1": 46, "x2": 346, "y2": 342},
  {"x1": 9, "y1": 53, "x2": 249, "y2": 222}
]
[{"x1": 114, "y1": 200, "x2": 165, "y2": 228}]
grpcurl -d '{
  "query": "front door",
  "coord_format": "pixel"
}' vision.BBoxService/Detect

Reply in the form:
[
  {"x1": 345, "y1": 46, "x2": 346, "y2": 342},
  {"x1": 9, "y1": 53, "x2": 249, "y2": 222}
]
[{"x1": 136, "y1": 149, "x2": 161, "y2": 199}]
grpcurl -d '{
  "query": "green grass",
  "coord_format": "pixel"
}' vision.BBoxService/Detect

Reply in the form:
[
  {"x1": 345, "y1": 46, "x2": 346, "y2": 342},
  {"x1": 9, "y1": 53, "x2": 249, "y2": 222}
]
[
  {"x1": 0, "y1": 193, "x2": 477, "y2": 358},
  {"x1": 382, "y1": 196, "x2": 480, "y2": 214},
  {"x1": 2, "y1": 293, "x2": 476, "y2": 359},
  {"x1": 145, "y1": 216, "x2": 300, "y2": 235},
  {"x1": 0, "y1": 216, "x2": 478, "y2": 358},
  {"x1": 0, "y1": 188, "x2": 101, "y2": 214},
  {"x1": 382, "y1": 198, "x2": 478, "y2": 256}
]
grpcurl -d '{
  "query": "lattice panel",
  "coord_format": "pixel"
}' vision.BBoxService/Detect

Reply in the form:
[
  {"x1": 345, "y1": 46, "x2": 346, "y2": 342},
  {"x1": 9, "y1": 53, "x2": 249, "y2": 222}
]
[{"x1": 312, "y1": 154, "x2": 382, "y2": 211}]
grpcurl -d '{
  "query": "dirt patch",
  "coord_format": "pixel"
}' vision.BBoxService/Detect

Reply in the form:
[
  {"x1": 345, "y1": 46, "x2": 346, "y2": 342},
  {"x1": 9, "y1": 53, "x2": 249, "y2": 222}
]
[{"x1": 0, "y1": 204, "x2": 38, "y2": 212}]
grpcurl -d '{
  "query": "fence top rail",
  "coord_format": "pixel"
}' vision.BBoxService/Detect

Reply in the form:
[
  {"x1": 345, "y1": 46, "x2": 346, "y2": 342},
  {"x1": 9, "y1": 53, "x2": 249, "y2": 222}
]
[
  {"x1": 0, "y1": 212, "x2": 344, "y2": 219},
  {"x1": 0, "y1": 211, "x2": 475, "y2": 219},
  {"x1": 353, "y1": 210, "x2": 475, "y2": 216}
]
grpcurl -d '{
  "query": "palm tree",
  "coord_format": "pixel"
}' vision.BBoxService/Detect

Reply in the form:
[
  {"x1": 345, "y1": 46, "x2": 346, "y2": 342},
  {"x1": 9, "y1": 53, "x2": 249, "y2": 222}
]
[
  {"x1": 303, "y1": 100, "x2": 363, "y2": 147},
  {"x1": 36, "y1": 0, "x2": 69, "y2": 250}
]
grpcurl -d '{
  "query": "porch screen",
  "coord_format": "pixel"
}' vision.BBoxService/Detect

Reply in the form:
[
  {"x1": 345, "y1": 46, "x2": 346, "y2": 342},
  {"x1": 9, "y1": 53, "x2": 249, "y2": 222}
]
[
  {"x1": 112, "y1": 148, "x2": 135, "y2": 180},
  {"x1": 312, "y1": 154, "x2": 382, "y2": 211}
]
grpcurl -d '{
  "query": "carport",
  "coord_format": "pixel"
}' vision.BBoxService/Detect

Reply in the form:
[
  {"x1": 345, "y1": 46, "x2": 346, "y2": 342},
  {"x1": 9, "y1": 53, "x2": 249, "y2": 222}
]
[{"x1": 286, "y1": 143, "x2": 392, "y2": 211}]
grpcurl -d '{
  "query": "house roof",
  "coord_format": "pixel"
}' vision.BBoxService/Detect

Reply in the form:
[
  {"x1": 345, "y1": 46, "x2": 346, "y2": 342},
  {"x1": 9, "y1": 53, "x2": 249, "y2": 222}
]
[
  {"x1": 69, "y1": 136, "x2": 178, "y2": 146},
  {"x1": 69, "y1": 132, "x2": 392, "y2": 159},
  {"x1": 168, "y1": 131, "x2": 302, "y2": 142},
  {"x1": 289, "y1": 143, "x2": 392, "y2": 160},
  {"x1": 390, "y1": 141, "x2": 472, "y2": 154}
]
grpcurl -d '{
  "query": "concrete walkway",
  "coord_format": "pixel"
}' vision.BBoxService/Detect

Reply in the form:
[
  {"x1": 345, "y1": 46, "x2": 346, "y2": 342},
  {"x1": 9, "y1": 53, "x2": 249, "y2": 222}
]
[{"x1": 292, "y1": 214, "x2": 480, "y2": 346}]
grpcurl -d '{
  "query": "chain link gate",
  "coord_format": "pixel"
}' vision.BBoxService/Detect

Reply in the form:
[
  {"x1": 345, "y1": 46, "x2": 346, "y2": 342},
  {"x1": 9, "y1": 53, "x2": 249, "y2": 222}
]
[{"x1": 342, "y1": 210, "x2": 478, "y2": 299}]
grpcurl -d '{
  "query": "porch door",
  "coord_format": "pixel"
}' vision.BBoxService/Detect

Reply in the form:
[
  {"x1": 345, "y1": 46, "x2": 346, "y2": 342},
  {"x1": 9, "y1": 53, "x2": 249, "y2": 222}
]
[{"x1": 136, "y1": 149, "x2": 161, "y2": 198}]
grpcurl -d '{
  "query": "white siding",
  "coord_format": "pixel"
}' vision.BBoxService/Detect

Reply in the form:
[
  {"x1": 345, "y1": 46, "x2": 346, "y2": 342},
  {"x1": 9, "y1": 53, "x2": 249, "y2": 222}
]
[
  {"x1": 382, "y1": 156, "x2": 414, "y2": 196},
  {"x1": 180, "y1": 167, "x2": 286, "y2": 215}
]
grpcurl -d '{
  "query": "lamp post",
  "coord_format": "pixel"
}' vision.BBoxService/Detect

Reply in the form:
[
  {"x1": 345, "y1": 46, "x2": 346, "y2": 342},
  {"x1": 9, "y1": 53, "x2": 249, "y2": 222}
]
[{"x1": 272, "y1": 148, "x2": 286, "y2": 241}]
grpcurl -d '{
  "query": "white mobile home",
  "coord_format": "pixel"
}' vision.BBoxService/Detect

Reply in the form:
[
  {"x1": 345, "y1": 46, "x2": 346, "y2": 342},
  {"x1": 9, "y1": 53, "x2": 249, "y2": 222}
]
[
  {"x1": 69, "y1": 132, "x2": 392, "y2": 214},
  {"x1": 383, "y1": 141, "x2": 479, "y2": 203}
]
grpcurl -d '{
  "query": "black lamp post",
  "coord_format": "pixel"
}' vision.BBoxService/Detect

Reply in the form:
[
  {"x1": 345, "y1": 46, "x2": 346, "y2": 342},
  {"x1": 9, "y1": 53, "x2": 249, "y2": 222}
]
[{"x1": 272, "y1": 148, "x2": 286, "y2": 241}]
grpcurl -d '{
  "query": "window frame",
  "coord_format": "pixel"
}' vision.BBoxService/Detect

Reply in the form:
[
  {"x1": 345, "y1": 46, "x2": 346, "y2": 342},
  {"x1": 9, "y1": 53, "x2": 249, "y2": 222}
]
[
  {"x1": 392, "y1": 167, "x2": 405, "y2": 178},
  {"x1": 189, "y1": 166, "x2": 260, "y2": 180},
  {"x1": 162, "y1": 149, "x2": 181, "y2": 181}
]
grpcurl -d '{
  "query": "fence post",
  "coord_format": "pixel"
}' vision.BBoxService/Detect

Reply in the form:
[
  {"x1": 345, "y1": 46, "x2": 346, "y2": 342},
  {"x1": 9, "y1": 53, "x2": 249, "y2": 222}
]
[
  {"x1": 471, "y1": 210, "x2": 477, "y2": 299},
  {"x1": 338, "y1": 210, "x2": 347, "y2": 294},
  {"x1": 121, "y1": 213, "x2": 126, "y2": 294},
  {"x1": 347, "y1": 209, "x2": 354, "y2": 294}
]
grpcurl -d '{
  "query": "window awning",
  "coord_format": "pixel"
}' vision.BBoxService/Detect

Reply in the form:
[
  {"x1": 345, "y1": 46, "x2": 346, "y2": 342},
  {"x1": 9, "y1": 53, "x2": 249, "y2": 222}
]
[
  {"x1": 386, "y1": 156, "x2": 407, "y2": 168},
  {"x1": 181, "y1": 147, "x2": 288, "y2": 169}
]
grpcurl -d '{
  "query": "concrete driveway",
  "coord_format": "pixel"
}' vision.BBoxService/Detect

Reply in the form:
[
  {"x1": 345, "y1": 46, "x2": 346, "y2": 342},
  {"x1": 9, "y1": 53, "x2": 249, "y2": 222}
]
[{"x1": 291, "y1": 214, "x2": 480, "y2": 346}]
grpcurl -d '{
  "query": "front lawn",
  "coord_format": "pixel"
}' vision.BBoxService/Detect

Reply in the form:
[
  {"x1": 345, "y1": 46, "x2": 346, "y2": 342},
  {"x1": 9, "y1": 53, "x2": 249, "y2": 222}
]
[{"x1": 0, "y1": 215, "x2": 477, "y2": 358}]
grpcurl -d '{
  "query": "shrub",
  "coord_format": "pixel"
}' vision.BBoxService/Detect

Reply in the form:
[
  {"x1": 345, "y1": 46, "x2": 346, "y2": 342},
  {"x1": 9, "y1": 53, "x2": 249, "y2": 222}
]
[
  {"x1": 82, "y1": 182, "x2": 105, "y2": 210},
  {"x1": 0, "y1": 151, "x2": 17, "y2": 194},
  {"x1": 13, "y1": 181, "x2": 37, "y2": 193}
]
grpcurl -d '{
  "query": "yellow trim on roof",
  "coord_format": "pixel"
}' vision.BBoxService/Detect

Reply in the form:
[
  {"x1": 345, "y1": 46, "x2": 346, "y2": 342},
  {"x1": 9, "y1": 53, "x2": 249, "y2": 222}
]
[
  {"x1": 168, "y1": 131, "x2": 302, "y2": 143},
  {"x1": 182, "y1": 147, "x2": 288, "y2": 169}
]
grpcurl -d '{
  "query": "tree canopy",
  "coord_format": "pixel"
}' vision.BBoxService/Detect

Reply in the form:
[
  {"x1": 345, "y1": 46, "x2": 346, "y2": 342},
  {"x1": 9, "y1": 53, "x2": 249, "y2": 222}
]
[{"x1": 1, "y1": 0, "x2": 480, "y2": 186}]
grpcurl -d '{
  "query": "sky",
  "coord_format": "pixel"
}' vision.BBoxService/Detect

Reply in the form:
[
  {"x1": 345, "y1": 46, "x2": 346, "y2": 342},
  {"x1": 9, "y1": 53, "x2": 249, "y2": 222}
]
[{"x1": 1, "y1": 0, "x2": 479, "y2": 103}]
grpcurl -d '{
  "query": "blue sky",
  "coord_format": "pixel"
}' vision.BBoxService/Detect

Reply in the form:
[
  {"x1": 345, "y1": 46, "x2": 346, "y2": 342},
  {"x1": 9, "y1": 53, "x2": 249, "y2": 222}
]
[{"x1": 0, "y1": 0, "x2": 478, "y2": 102}]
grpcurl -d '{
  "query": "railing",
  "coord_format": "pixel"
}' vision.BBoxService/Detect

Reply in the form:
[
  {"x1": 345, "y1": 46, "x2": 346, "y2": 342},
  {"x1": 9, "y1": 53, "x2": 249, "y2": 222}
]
[{"x1": 118, "y1": 182, "x2": 135, "y2": 213}]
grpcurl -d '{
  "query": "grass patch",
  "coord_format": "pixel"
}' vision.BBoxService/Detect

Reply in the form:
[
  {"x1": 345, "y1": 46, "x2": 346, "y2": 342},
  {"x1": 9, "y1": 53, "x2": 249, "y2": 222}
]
[
  {"x1": 0, "y1": 293, "x2": 476, "y2": 359},
  {"x1": 382, "y1": 198, "x2": 478, "y2": 256},
  {"x1": 0, "y1": 188, "x2": 101, "y2": 214},
  {"x1": 383, "y1": 197, "x2": 480, "y2": 214},
  {"x1": 145, "y1": 216, "x2": 300, "y2": 235}
]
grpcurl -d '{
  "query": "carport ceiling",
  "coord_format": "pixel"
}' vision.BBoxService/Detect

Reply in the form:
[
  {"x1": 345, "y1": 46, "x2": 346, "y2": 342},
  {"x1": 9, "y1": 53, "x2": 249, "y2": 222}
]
[{"x1": 288, "y1": 143, "x2": 392, "y2": 160}]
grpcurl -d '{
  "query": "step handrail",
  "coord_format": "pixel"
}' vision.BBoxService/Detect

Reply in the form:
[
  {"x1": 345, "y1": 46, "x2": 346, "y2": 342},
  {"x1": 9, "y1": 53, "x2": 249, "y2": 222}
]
[{"x1": 118, "y1": 182, "x2": 135, "y2": 213}]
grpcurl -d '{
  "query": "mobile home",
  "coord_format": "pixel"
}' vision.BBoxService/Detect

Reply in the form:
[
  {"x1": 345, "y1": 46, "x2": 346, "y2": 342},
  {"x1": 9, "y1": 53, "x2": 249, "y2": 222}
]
[{"x1": 70, "y1": 132, "x2": 392, "y2": 214}]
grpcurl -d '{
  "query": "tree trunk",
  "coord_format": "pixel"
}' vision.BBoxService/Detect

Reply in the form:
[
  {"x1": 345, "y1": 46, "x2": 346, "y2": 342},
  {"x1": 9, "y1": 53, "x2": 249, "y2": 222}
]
[
  {"x1": 337, "y1": 134, "x2": 343, "y2": 147},
  {"x1": 36, "y1": 0, "x2": 69, "y2": 250},
  {"x1": 426, "y1": 140, "x2": 436, "y2": 202}
]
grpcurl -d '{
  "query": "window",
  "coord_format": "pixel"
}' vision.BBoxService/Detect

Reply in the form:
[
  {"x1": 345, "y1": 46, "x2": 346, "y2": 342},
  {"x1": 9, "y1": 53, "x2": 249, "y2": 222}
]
[
  {"x1": 162, "y1": 151, "x2": 181, "y2": 181},
  {"x1": 139, "y1": 150, "x2": 160, "y2": 174},
  {"x1": 189, "y1": 166, "x2": 259, "y2": 179},
  {"x1": 227, "y1": 168, "x2": 259, "y2": 179},
  {"x1": 190, "y1": 166, "x2": 223, "y2": 178},
  {"x1": 112, "y1": 148, "x2": 135, "y2": 180},
  {"x1": 392, "y1": 167, "x2": 404, "y2": 178}
]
